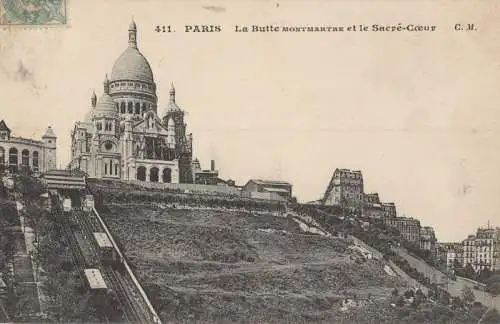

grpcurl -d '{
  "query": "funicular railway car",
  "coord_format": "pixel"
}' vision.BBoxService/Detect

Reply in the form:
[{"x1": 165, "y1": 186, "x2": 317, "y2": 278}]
[
  {"x1": 84, "y1": 268, "x2": 117, "y2": 318},
  {"x1": 84, "y1": 268, "x2": 107, "y2": 292},
  {"x1": 93, "y1": 232, "x2": 123, "y2": 269},
  {"x1": 74, "y1": 232, "x2": 99, "y2": 267}
]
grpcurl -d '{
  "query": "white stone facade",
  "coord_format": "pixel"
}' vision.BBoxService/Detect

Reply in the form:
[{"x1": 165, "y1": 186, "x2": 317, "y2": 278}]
[
  {"x1": 69, "y1": 21, "x2": 195, "y2": 184},
  {"x1": 0, "y1": 120, "x2": 57, "y2": 173}
]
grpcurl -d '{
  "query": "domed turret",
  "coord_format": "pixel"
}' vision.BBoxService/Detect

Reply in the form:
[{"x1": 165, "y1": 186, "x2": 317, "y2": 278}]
[
  {"x1": 103, "y1": 74, "x2": 110, "y2": 94},
  {"x1": 167, "y1": 83, "x2": 181, "y2": 111},
  {"x1": 85, "y1": 91, "x2": 97, "y2": 122},
  {"x1": 91, "y1": 91, "x2": 97, "y2": 107},
  {"x1": 94, "y1": 94, "x2": 118, "y2": 118},
  {"x1": 42, "y1": 126, "x2": 57, "y2": 139},
  {"x1": 94, "y1": 76, "x2": 118, "y2": 118}
]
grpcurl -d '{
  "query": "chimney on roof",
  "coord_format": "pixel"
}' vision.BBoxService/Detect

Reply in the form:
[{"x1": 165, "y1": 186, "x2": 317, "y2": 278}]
[{"x1": 211, "y1": 159, "x2": 215, "y2": 171}]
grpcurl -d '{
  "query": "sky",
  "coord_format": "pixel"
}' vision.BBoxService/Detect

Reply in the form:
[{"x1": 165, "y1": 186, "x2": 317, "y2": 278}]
[{"x1": 0, "y1": 0, "x2": 499, "y2": 242}]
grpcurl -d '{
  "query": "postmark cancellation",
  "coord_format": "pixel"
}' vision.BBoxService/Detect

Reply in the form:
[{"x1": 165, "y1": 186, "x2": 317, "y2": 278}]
[{"x1": 0, "y1": 0, "x2": 66, "y2": 26}]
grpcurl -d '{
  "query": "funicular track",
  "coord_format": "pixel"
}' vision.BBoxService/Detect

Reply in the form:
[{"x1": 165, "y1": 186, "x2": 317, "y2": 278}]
[
  {"x1": 73, "y1": 206, "x2": 148, "y2": 323},
  {"x1": 51, "y1": 193, "x2": 151, "y2": 323}
]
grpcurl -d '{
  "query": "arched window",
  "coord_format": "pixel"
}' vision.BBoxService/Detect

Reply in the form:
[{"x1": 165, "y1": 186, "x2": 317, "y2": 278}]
[
  {"x1": 120, "y1": 102, "x2": 126, "y2": 114},
  {"x1": 150, "y1": 167, "x2": 159, "y2": 182},
  {"x1": 137, "y1": 166, "x2": 146, "y2": 181},
  {"x1": 109, "y1": 160, "x2": 113, "y2": 175},
  {"x1": 96, "y1": 122, "x2": 102, "y2": 131},
  {"x1": 162, "y1": 168, "x2": 172, "y2": 183},
  {"x1": 32, "y1": 151, "x2": 39, "y2": 170},
  {"x1": 104, "y1": 163, "x2": 108, "y2": 175},
  {"x1": 9, "y1": 147, "x2": 18, "y2": 166},
  {"x1": 128, "y1": 102, "x2": 133, "y2": 114},
  {"x1": 21, "y1": 149, "x2": 29, "y2": 167},
  {"x1": 0, "y1": 147, "x2": 4, "y2": 166},
  {"x1": 114, "y1": 164, "x2": 118, "y2": 176},
  {"x1": 142, "y1": 103, "x2": 147, "y2": 115},
  {"x1": 135, "y1": 102, "x2": 141, "y2": 114}
]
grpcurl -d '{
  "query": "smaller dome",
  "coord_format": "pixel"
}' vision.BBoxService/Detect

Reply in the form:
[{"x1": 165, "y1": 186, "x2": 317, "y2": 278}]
[
  {"x1": 94, "y1": 93, "x2": 118, "y2": 118},
  {"x1": 167, "y1": 82, "x2": 181, "y2": 111}
]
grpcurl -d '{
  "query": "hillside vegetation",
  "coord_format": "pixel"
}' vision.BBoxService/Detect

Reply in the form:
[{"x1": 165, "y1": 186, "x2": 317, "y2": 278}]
[
  {"x1": 89, "y1": 180, "x2": 493, "y2": 323},
  {"x1": 98, "y1": 202, "x2": 409, "y2": 323}
]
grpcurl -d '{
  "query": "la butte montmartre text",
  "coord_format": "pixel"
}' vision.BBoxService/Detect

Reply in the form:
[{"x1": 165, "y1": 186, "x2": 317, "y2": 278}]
[{"x1": 155, "y1": 24, "x2": 438, "y2": 33}]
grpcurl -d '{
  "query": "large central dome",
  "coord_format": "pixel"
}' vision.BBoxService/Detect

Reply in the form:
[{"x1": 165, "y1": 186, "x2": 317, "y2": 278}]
[
  {"x1": 110, "y1": 20, "x2": 154, "y2": 84},
  {"x1": 111, "y1": 47, "x2": 154, "y2": 83}
]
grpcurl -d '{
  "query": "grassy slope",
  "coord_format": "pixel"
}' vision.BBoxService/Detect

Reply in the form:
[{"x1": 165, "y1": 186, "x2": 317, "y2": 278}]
[{"x1": 99, "y1": 204, "x2": 405, "y2": 323}]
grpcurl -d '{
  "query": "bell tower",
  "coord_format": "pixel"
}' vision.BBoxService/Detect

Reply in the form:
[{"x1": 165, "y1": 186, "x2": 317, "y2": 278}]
[{"x1": 42, "y1": 126, "x2": 57, "y2": 171}]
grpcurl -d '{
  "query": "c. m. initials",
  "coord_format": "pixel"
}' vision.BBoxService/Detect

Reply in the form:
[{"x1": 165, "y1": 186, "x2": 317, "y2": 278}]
[{"x1": 454, "y1": 23, "x2": 476, "y2": 31}]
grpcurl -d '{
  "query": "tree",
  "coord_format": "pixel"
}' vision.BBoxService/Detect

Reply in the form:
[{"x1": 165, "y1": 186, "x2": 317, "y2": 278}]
[
  {"x1": 462, "y1": 286, "x2": 475, "y2": 304},
  {"x1": 485, "y1": 273, "x2": 500, "y2": 295},
  {"x1": 482, "y1": 309, "x2": 500, "y2": 324},
  {"x1": 396, "y1": 296, "x2": 405, "y2": 307},
  {"x1": 415, "y1": 288, "x2": 425, "y2": 302},
  {"x1": 404, "y1": 289, "x2": 415, "y2": 299},
  {"x1": 451, "y1": 296, "x2": 464, "y2": 309},
  {"x1": 464, "y1": 263, "x2": 477, "y2": 280},
  {"x1": 478, "y1": 268, "x2": 493, "y2": 283},
  {"x1": 15, "y1": 174, "x2": 45, "y2": 201}
]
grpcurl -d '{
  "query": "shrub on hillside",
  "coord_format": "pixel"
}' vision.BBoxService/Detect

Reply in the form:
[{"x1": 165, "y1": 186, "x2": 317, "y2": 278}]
[
  {"x1": 485, "y1": 273, "x2": 500, "y2": 295},
  {"x1": 482, "y1": 309, "x2": 500, "y2": 323}
]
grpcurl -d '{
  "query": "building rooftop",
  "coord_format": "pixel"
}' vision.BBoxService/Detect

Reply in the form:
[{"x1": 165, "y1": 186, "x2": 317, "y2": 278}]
[
  {"x1": 338, "y1": 168, "x2": 362, "y2": 173},
  {"x1": 249, "y1": 179, "x2": 292, "y2": 186},
  {"x1": 262, "y1": 187, "x2": 290, "y2": 193},
  {"x1": 42, "y1": 126, "x2": 57, "y2": 138},
  {"x1": 0, "y1": 120, "x2": 11, "y2": 132}
]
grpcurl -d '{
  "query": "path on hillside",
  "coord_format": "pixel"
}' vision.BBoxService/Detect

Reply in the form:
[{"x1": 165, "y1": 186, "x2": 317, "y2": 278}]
[
  {"x1": 304, "y1": 207, "x2": 500, "y2": 309},
  {"x1": 392, "y1": 246, "x2": 500, "y2": 310},
  {"x1": 12, "y1": 200, "x2": 41, "y2": 317}
]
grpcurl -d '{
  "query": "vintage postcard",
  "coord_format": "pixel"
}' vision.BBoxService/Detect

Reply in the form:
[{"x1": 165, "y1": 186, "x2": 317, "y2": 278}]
[{"x1": 0, "y1": 0, "x2": 499, "y2": 323}]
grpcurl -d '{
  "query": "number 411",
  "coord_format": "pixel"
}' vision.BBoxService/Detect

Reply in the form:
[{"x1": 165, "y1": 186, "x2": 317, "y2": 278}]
[{"x1": 155, "y1": 25, "x2": 173, "y2": 33}]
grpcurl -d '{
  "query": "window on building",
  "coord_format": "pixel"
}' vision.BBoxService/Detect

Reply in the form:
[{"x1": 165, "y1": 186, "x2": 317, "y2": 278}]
[
  {"x1": 32, "y1": 151, "x2": 39, "y2": 170},
  {"x1": 0, "y1": 147, "x2": 4, "y2": 166},
  {"x1": 20, "y1": 149, "x2": 29, "y2": 167},
  {"x1": 9, "y1": 147, "x2": 18, "y2": 166},
  {"x1": 137, "y1": 166, "x2": 146, "y2": 181}
]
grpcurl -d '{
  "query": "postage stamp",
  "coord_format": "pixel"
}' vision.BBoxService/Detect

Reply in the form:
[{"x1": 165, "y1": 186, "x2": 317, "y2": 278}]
[{"x1": 0, "y1": 0, "x2": 66, "y2": 26}]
